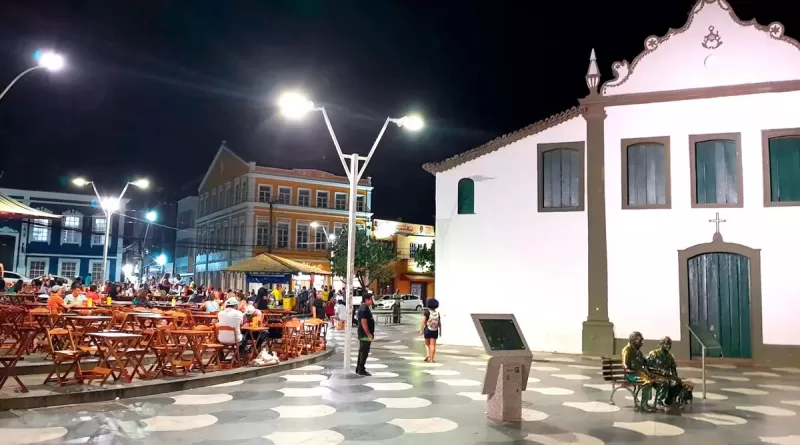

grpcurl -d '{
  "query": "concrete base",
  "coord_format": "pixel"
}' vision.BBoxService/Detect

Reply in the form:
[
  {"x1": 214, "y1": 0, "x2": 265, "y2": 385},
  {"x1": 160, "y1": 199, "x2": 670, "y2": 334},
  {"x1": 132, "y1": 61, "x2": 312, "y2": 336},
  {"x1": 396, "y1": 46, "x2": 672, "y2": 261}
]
[
  {"x1": 487, "y1": 363, "x2": 524, "y2": 422},
  {"x1": 582, "y1": 320, "x2": 615, "y2": 357}
]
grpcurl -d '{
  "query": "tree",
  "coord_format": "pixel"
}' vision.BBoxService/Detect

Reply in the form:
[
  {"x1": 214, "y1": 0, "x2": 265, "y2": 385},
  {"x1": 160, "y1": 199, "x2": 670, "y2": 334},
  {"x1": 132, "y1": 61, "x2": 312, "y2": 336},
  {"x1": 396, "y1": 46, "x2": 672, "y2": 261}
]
[
  {"x1": 412, "y1": 240, "x2": 435, "y2": 273},
  {"x1": 330, "y1": 226, "x2": 396, "y2": 288}
]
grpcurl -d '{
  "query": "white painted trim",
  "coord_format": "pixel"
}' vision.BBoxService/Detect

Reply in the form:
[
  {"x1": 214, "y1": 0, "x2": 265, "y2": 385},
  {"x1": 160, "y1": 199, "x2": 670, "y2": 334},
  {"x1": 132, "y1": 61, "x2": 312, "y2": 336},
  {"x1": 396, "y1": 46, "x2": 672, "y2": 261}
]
[
  {"x1": 90, "y1": 216, "x2": 106, "y2": 246},
  {"x1": 295, "y1": 219, "x2": 311, "y2": 250},
  {"x1": 277, "y1": 186, "x2": 292, "y2": 205},
  {"x1": 276, "y1": 218, "x2": 291, "y2": 249},
  {"x1": 297, "y1": 188, "x2": 312, "y2": 207},
  {"x1": 57, "y1": 258, "x2": 81, "y2": 279},
  {"x1": 59, "y1": 210, "x2": 83, "y2": 246},
  {"x1": 316, "y1": 190, "x2": 330, "y2": 209},
  {"x1": 0, "y1": 188, "x2": 130, "y2": 205},
  {"x1": 313, "y1": 221, "x2": 330, "y2": 250},
  {"x1": 257, "y1": 184, "x2": 273, "y2": 203},
  {"x1": 87, "y1": 259, "x2": 105, "y2": 281},
  {"x1": 195, "y1": 200, "x2": 372, "y2": 225},
  {"x1": 26, "y1": 257, "x2": 50, "y2": 277},
  {"x1": 27, "y1": 213, "x2": 52, "y2": 244},
  {"x1": 356, "y1": 194, "x2": 366, "y2": 212},
  {"x1": 246, "y1": 172, "x2": 373, "y2": 191},
  {"x1": 334, "y1": 192, "x2": 348, "y2": 211},
  {"x1": 197, "y1": 143, "x2": 249, "y2": 192}
]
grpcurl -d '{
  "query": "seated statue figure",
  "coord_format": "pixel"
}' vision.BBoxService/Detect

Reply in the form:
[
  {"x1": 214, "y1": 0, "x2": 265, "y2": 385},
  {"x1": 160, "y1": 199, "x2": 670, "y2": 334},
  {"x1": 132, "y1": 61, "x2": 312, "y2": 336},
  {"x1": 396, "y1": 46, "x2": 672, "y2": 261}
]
[
  {"x1": 621, "y1": 331, "x2": 654, "y2": 411},
  {"x1": 646, "y1": 336, "x2": 691, "y2": 411}
]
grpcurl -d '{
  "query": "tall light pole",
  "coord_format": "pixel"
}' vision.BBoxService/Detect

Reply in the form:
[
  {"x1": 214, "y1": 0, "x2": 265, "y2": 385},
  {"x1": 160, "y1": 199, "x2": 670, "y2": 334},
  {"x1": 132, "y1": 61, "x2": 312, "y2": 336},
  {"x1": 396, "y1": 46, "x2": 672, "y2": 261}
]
[
  {"x1": 140, "y1": 211, "x2": 158, "y2": 284},
  {"x1": 0, "y1": 51, "x2": 65, "y2": 101},
  {"x1": 280, "y1": 91, "x2": 424, "y2": 370},
  {"x1": 72, "y1": 178, "x2": 149, "y2": 285}
]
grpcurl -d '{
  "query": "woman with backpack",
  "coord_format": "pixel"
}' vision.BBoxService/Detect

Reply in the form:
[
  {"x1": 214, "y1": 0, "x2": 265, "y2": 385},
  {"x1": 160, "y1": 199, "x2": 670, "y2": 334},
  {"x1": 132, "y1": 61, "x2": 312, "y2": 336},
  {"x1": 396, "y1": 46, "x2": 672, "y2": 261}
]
[{"x1": 421, "y1": 298, "x2": 441, "y2": 363}]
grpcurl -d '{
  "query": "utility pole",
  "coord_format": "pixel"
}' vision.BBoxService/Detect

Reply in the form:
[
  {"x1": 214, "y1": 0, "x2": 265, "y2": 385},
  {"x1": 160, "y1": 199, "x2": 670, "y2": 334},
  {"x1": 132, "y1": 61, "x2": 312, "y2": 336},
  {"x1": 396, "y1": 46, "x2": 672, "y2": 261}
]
[{"x1": 266, "y1": 198, "x2": 279, "y2": 253}]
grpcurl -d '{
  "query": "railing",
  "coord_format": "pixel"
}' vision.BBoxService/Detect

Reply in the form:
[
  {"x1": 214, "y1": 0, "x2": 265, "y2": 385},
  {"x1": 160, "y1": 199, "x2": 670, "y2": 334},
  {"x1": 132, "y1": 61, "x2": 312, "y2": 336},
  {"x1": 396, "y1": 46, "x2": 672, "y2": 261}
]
[{"x1": 687, "y1": 325, "x2": 723, "y2": 399}]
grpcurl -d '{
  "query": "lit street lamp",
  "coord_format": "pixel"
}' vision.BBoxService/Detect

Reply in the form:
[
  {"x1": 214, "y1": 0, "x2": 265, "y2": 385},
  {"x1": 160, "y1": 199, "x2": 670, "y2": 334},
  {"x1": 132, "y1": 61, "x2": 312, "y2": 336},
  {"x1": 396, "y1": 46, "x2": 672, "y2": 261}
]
[
  {"x1": 140, "y1": 210, "x2": 158, "y2": 283},
  {"x1": 281, "y1": 91, "x2": 423, "y2": 370},
  {"x1": 72, "y1": 177, "x2": 149, "y2": 283},
  {"x1": 0, "y1": 50, "x2": 65, "y2": 102}
]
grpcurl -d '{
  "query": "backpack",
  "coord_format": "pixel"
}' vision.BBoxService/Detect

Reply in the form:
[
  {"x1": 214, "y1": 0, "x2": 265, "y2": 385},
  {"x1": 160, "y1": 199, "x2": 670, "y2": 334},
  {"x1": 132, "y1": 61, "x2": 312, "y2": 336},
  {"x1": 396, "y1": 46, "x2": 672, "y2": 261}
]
[{"x1": 426, "y1": 310, "x2": 440, "y2": 331}]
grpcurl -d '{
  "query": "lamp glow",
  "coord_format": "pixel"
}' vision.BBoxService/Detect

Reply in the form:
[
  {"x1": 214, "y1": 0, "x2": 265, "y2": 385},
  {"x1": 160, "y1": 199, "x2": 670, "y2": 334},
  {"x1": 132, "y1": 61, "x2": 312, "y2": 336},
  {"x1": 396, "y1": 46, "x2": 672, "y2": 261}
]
[
  {"x1": 310, "y1": 221, "x2": 320, "y2": 228},
  {"x1": 278, "y1": 91, "x2": 315, "y2": 119},
  {"x1": 328, "y1": 234, "x2": 337, "y2": 242},
  {"x1": 155, "y1": 254, "x2": 167, "y2": 266},
  {"x1": 121, "y1": 263, "x2": 134, "y2": 277},
  {"x1": 101, "y1": 198, "x2": 120, "y2": 212},
  {"x1": 145, "y1": 211, "x2": 157, "y2": 222},
  {"x1": 38, "y1": 51, "x2": 65, "y2": 72},
  {"x1": 397, "y1": 115, "x2": 424, "y2": 131},
  {"x1": 132, "y1": 179, "x2": 150, "y2": 189},
  {"x1": 72, "y1": 177, "x2": 89, "y2": 187}
]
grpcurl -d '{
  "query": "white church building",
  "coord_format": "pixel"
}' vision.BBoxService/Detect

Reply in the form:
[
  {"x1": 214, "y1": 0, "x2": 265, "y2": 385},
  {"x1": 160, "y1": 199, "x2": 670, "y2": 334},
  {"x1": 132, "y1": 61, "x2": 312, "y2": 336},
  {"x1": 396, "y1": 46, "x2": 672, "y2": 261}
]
[{"x1": 424, "y1": 0, "x2": 800, "y2": 366}]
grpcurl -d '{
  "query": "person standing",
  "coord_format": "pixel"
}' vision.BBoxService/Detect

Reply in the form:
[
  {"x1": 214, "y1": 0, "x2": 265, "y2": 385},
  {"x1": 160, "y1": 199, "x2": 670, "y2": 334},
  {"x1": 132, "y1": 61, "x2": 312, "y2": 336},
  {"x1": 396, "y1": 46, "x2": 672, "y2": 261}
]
[
  {"x1": 355, "y1": 294, "x2": 375, "y2": 376},
  {"x1": 421, "y1": 298, "x2": 441, "y2": 362}
]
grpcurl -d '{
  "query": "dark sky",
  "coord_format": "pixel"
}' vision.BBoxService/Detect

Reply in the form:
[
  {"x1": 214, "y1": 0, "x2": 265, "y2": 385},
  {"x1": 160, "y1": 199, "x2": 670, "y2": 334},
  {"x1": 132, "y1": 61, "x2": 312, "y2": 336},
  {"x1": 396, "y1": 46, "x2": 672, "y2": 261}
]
[{"x1": 0, "y1": 0, "x2": 791, "y2": 224}]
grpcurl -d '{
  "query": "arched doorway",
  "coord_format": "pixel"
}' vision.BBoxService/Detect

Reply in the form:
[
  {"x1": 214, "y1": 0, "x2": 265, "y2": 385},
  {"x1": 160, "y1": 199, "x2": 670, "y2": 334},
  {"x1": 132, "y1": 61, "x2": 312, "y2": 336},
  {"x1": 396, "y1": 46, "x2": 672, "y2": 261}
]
[{"x1": 677, "y1": 236, "x2": 763, "y2": 362}]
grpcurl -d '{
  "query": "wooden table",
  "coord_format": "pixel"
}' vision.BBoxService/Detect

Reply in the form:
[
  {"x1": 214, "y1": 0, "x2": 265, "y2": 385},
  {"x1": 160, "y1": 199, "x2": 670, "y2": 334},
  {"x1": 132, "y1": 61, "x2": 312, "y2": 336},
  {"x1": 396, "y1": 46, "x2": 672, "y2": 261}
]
[
  {"x1": 88, "y1": 332, "x2": 142, "y2": 384},
  {"x1": 191, "y1": 313, "x2": 218, "y2": 326},
  {"x1": 0, "y1": 326, "x2": 37, "y2": 392},
  {"x1": 133, "y1": 313, "x2": 173, "y2": 329},
  {"x1": 65, "y1": 315, "x2": 112, "y2": 330},
  {"x1": 241, "y1": 325, "x2": 268, "y2": 359},
  {"x1": 0, "y1": 293, "x2": 36, "y2": 305},
  {"x1": 169, "y1": 330, "x2": 213, "y2": 373}
]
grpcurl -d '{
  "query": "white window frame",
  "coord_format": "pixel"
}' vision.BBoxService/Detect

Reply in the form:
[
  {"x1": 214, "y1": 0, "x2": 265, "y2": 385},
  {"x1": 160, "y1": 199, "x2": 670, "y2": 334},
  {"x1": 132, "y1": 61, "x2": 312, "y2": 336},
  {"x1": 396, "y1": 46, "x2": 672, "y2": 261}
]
[
  {"x1": 60, "y1": 211, "x2": 83, "y2": 245},
  {"x1": 88, "y1": 259, "x2": 106, "y2": 281},
  {"x1": 333, "y1": 222, "x2": 344, "y2": 238},
  {"x1": 28, "y1": 216, "x2": 51, "y2": 244},
  {"x1": 297, "y1": 188, "x2": 311, "y2": 207},
  {"x1": 316, "y1": 191, "x2": 329, "y2": 208},
  {"x1": 90, "y1": 216, "x2": 106, "y2": 246},
  {"x1": 241, "y1": 178, "x2": 249, "y2": 202},
  {"x1": 276, "y1": 219, "x2": 290, "y2": 249},
  {"x1": 225, "y1": 182, "x2": 232, "y2": 208},
  {"x1": 313, "y1": 221, "x2": 330, "y2": 250},
  {"x1": 296, "y1": 220, "x2": 310, "y2": 250},
  {"x1": 57, "y1": 258, "x2": 81, "y2": 279},
  {"x1": 256, "y1": 220, "x2": 270, "y2": 246},
  {"x1": 258, "y1": 185, "x2": 272, "y2": 203},
  {"x1": 26, "y1": 257, "x2": 49, "y2": 278},
  {"x1": 334, "y1": 192, "x2": 347, "y2": 210},
  {"x1": 239, "y1": 217, "x2": 245, "y2": 246},
  {"x1": 233, "y1": 178, "x2": 241, "y2": 204},
  {"x1": 356, "y1": 195, "x2": 365, "y2": 212},
  {"x1": 278, "y1": 186, "x2": 292, "y2": 205}
]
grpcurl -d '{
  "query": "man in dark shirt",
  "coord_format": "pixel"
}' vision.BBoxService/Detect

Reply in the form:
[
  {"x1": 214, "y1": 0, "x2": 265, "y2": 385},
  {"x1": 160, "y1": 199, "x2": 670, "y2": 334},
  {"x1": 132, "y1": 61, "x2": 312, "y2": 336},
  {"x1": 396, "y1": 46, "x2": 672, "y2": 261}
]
[
  {"x1": 356, "y1": 294, "x2": 375, "y2": 376},
  {"x1": 256, "y1": 284, "x2": 269, "y2": 310}
]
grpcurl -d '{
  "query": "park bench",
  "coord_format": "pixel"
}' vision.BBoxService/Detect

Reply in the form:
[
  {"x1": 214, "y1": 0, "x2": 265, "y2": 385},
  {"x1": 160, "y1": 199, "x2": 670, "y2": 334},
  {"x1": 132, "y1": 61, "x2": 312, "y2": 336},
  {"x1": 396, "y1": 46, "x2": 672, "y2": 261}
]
[{"x1": 602, "y1": 357, "x2": 646, "y2": 409}]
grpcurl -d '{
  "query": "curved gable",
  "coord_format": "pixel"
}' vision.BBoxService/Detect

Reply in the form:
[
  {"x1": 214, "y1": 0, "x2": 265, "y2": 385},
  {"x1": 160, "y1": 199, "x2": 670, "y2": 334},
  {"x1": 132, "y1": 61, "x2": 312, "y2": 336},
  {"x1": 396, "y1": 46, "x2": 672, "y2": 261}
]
[{"x1": 602, "y1": 0, "x2": 800, "y2": 96}]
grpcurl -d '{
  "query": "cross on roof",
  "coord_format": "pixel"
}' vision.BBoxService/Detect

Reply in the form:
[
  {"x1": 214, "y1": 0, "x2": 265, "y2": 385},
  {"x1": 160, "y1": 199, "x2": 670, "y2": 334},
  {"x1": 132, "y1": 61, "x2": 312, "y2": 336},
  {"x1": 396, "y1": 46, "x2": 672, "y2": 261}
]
[{"x1": 709, "y1": 212, "x2": 726, "y2": 234}]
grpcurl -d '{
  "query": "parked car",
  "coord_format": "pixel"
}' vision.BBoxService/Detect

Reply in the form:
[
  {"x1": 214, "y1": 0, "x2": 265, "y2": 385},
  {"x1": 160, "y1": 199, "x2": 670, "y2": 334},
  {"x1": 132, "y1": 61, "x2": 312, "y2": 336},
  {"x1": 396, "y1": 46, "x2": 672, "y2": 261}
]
[
  {"x1": 3, "y1": 271, "x2": 32, "y2": 288},
  {"x1": 34, "y1": 275, "x2": 74, "y2": 289},
  {"x1": 376, "y1": 294, "x2": 424, "y2": 311}
]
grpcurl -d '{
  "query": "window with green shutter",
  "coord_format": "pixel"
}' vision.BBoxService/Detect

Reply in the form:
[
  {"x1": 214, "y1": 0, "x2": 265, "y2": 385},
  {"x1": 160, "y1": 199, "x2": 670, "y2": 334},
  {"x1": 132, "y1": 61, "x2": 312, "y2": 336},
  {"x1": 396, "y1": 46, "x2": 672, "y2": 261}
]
[
  {"x1": 690, "y1": 134, "x2": 742, "y2": 207},
  {"x1": 457, "y1": 178, "x2": 474, "y2": 214},
  {"x1": 766, "y1": 135, "x2": 800, "y2": 204},
  {"x1": 622, "y1": 138, "x2": 670, "y2": 209},
  {"x1": 537, "y1": 142, "x2": 585, "y2": 212}
]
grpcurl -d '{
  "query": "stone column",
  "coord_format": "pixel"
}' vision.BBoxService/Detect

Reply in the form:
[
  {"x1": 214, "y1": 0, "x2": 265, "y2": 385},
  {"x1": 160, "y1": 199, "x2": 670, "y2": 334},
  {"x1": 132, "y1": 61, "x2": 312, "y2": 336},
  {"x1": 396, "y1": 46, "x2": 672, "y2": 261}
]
[{"x1": 581, "y1": 103, "x2": 615, "y2": 356}]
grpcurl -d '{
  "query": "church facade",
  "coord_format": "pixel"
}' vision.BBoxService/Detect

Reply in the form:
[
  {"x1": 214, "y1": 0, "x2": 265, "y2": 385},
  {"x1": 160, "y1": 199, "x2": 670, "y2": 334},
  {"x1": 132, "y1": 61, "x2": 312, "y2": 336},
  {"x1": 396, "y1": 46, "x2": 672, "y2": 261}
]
[{"x1": 424, "y1": 0, "x2": 800, "y2": 366}]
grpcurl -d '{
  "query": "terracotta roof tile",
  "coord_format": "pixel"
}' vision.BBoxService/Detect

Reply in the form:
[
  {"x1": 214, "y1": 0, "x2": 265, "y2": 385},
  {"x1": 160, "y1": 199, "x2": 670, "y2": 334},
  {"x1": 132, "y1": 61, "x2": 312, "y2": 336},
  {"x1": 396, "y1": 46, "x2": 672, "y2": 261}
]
[{"x1": 422, "y1": 106, "x2": 583, "y2": 174}]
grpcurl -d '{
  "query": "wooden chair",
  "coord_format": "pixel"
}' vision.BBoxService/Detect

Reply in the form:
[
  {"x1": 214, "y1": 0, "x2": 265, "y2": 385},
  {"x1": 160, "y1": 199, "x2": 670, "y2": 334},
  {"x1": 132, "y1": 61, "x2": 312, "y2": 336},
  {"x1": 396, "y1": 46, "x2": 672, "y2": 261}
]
[
  {"x1": 147, "y1": 327, "x2": 187, "y2": 378},
  {"x1": 215, "y1": 326, "x2": 240, "y2": 369},
  {"x1": 0, "y1": 326, "x2": 36, "y2": 392},
  {"x1": 44, "y1": 328, "x2": 87, "y2": 386}
]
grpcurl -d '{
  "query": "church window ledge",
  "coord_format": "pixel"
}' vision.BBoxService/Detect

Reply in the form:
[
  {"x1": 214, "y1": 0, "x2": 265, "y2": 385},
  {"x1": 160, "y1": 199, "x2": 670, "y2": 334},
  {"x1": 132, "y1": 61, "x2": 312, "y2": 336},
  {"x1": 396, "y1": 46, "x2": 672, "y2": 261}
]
[
  {"x1": 761, "y1": 128, "x2": 800, "y2": 207},
  {"x1": 620, "y1": 136, "x2": 671, "y2": 210},
  {"x1": 689, "y1": 133, "x2": 743, "y2": 209},
  {"x1": 537, "y1": 142, "x2": 585, "y2": 212}
]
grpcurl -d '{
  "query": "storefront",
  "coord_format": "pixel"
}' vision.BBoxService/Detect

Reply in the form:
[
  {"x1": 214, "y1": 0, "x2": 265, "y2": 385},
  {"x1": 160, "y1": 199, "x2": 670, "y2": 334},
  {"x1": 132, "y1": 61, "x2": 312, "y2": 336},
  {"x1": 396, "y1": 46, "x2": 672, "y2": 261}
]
[{"x1": 223, "y1": 253, "x2": 331, "y2": 295}]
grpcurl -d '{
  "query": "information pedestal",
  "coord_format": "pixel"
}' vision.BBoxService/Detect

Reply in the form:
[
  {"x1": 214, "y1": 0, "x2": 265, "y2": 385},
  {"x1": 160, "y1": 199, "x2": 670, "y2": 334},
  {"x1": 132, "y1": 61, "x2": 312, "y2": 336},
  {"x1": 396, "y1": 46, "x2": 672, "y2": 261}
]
[{"x1": 471, "y1": 314, "x2": 533, "y2": 422}]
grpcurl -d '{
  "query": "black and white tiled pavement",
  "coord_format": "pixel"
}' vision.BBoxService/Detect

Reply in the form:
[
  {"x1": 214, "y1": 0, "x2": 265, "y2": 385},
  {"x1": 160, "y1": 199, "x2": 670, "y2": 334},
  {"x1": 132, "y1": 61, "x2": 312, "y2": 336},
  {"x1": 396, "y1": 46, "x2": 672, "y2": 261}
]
[{"x1": 3, "y1": 315, "x2": 800, "y2": 444}]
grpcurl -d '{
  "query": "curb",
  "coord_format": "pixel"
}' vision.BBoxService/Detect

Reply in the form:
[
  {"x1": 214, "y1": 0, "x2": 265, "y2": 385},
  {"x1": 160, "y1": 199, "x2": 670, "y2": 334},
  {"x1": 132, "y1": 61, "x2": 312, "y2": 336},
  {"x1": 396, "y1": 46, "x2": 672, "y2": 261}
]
[{"x1": 2, "y1": 349, "x2": 334, "y2": 411}]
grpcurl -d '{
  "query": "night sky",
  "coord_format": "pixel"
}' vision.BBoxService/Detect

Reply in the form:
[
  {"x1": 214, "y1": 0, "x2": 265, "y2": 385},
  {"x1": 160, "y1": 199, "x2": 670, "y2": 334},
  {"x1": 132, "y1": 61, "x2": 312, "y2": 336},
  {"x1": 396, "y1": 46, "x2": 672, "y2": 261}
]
[{"x1": 0, "y1": 0, "x2": 793, "y2": 225}]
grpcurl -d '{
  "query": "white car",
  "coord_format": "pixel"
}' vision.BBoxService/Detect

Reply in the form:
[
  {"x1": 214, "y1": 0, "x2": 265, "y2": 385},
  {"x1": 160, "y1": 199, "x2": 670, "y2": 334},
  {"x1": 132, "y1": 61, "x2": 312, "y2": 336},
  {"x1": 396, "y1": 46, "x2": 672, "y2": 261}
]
[
  {"x1": 3, "y1": 271, "x2": 32, "y2": 288},
  {"x1": 377, "y1": 294, "x2": 424, "y2": 311},
  {"x1": 34, "y1": 275, "x2": 74, "y2": 288}
]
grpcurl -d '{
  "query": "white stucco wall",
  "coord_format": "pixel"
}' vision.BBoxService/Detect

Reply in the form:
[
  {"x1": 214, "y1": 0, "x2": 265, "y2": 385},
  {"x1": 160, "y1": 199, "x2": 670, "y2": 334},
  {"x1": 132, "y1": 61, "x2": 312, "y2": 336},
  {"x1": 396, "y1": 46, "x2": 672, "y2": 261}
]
[
  {"x1": 606, "y1": 91, "x2": 800, "y2": 346},
  {"x1": 434, "y1": 117, "x2": 588, "y2": 353}
]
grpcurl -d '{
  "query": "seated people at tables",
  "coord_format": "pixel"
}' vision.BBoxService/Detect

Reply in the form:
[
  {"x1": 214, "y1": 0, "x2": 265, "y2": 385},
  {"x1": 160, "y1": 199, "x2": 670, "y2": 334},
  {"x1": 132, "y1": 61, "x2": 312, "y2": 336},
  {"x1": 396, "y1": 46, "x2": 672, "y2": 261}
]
[
  {"x1": 85, "y1": 285, "x2": 101, "y2": 305},
  {"x1": 217, "y1": 297, "x2": 246, "y2": 353},
  {"x1": 312, "y1": 294, "x2": 325, "y2": 320},
  {"x1": 47, "y1": 286, "x2": 73, "y2": 312},
  {"x1": 133, "y1": 288, "x2": 152, "y2": 307},
  {"x1": 64, "y1": 287, "x2": 87, "y2": 306},
  {"x1": 646, "y1": 336, "x2": 689, "y2": 411},
  {"x1": 38, "y1": 279, "x2": 53, "y2": 296},
  {"x1": 200, "y1": 293, "x2": 221, "y2": 313},
  {"x1": 10, "y1": 279, "x2": 24, "y2": 294},
  {"x1": 621, "y1": 331, "x2": 654, "y2": 412},
  {"x1": 187, "y1": 288, "x2": 204, "y2": 304}
]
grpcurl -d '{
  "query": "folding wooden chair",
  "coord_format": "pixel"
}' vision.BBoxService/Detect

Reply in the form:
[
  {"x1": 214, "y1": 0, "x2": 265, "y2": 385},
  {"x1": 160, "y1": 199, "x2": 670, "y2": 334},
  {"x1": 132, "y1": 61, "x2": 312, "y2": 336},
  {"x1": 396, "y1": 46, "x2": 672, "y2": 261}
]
[
  {"x1": 123, "y1": 328, "x2": 155, "y2": 382},
  {"x1": 44, "y1": 328, "x2": 87, "y2": 387},
  {"x1": 215, "y1": 326, "x2": 240, "y2": 369},
  {"x1": 0, "y1": 326, "x2": 36, "y2": 392}
]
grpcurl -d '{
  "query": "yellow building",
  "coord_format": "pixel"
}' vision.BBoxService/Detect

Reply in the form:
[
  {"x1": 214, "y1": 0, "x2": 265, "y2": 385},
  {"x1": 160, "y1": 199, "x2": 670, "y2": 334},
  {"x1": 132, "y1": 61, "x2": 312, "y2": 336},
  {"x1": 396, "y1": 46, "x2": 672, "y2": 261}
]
[
  {"x1": 371, "y1": 219, "x2": 435, "y2": 298},
  {"x1": 194, "y1": 142, "x2": 372, "y2": 291}
]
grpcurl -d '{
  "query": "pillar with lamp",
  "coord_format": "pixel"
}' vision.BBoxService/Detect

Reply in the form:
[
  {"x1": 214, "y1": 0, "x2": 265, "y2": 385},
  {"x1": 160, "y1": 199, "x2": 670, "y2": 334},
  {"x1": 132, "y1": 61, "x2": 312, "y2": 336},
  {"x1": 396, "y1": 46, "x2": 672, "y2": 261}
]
[
  {"x1": 71, "y1": 177, "x2": 150, "y2": 284},
  {"x1": 0, "y1": 50, "x2": 65, "y2": 102},
  {"x1": 278, "y1": 91, "x2": 424, "y2": 370}
]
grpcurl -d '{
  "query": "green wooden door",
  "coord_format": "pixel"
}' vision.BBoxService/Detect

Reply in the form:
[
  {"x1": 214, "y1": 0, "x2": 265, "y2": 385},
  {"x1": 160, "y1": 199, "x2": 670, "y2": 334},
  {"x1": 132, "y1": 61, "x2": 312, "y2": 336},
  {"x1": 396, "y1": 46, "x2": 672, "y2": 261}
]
[{"x1": 687, "y1": 253, "x2": 752, "y2": 358}]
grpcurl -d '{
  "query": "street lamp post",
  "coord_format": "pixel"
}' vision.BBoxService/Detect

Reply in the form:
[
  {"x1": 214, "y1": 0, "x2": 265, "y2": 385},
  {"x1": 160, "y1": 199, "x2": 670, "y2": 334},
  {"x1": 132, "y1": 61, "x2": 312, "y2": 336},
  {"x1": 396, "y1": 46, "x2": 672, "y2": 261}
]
[
  {"x1": 140, "y1": 211, "x2": 158, "y2": 284},
  {"x1": 72, "y1": 178, "x2": 149, "y2": 284},
  {"x1": 0, "y1": 51, "x2": 65, "y2": 101},
  {"x1": 280, "y1": 92, "x2": 423, "y2": 370}
]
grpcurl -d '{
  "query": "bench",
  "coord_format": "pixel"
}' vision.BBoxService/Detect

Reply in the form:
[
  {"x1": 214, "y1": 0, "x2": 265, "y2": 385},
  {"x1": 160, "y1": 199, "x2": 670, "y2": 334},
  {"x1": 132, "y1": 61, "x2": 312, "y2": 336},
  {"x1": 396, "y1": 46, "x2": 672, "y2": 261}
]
[{"x1": 602, "y1": 357, "x2": 647, "y2": 409}]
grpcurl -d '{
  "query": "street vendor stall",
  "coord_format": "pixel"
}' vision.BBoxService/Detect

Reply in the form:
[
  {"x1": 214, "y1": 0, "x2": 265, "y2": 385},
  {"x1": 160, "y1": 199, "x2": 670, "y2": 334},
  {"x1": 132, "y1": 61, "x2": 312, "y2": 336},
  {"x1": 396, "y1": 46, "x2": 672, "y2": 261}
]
[{"x1": 223, "y1": 253, "x2": 331, "y2": 310}]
